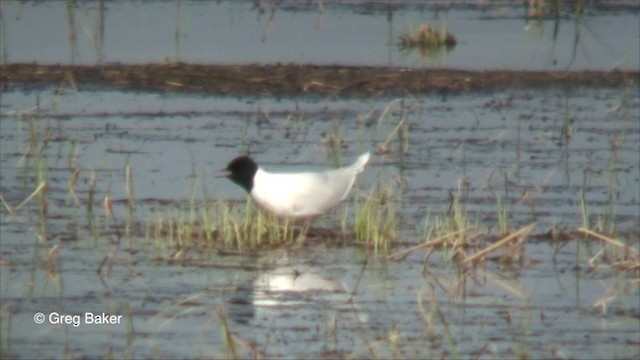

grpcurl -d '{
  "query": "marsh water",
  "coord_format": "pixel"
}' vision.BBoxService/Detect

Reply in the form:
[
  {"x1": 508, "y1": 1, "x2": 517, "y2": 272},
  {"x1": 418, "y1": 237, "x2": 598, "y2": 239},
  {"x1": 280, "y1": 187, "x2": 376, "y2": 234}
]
[
  {"x1": 2, "y1": 1, "x2": 639, "y2": 69},
  {"x1": 1, "y1": 1, "x2": 639, "y2": 359}
]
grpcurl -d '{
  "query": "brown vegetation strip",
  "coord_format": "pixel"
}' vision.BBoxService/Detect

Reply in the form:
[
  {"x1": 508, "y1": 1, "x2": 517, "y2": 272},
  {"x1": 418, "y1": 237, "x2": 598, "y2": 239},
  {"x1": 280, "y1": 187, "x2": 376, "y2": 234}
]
[{"x1": 1, "y1": 63, "x2": 637, "y2": 96}]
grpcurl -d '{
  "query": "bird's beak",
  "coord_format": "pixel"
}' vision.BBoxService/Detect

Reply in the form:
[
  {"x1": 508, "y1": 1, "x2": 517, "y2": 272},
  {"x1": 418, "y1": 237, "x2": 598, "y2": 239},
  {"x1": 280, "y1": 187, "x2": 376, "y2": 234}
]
[{"x1": 215, "y1": 168, "x2": 230, "y2": 179}]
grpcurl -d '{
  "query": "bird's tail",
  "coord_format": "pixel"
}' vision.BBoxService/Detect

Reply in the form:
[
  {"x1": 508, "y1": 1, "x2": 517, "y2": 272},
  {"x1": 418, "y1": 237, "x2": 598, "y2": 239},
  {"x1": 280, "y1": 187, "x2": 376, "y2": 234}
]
[{"x1": 352, "y1": 152, "x2": 371, "y2": 174}]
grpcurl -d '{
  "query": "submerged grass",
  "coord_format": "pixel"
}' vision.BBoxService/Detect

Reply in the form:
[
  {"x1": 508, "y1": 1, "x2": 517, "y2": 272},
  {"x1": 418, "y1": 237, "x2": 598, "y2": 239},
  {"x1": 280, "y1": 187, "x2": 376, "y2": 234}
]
[
  {"x1": 397, "y1": 23, "x2": 457, "y2": 59},
  {"x1": 146, "y1": 197, "x2": 305, "y2": 254},
  {"x1": 145, "y1": 177, "x2": 401, "y2": 255},
  {"x1": 389, "y1": 177, "x2": 538, "y2": 269},
  {"x1": 353, "y1": 179, "x2": 399, "y2": 252}
]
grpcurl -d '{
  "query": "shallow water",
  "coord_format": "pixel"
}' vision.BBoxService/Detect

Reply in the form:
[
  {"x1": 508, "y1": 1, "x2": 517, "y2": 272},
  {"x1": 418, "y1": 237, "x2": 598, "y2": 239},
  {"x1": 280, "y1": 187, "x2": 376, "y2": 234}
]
[
  {"x1": 1, "y1": 0, "x2": 639, "y2": 70},
  {"x1": 1, "y1": 1, "x2": 640, "y2": 359},
  {"x1": 1, "y1": 83, "x2": 638, "y2": 358}
]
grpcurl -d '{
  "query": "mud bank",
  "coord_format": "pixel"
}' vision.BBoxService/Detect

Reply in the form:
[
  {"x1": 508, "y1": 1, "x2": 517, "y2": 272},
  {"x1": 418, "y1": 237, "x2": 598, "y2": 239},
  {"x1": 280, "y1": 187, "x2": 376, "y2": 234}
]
[{"x1": 1, "y1": 63, "x2": 637, "y2": 96}]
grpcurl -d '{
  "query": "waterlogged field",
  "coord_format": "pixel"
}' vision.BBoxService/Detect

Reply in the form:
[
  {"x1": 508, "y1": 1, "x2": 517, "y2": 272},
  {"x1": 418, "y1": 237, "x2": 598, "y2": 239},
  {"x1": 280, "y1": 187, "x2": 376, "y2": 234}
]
[
  {"x1": 0, "y1": 82, "x2": 638, "y2": 358},
  {"x1": 1, "y1": 0, "x2": 640, "y2": 359}
]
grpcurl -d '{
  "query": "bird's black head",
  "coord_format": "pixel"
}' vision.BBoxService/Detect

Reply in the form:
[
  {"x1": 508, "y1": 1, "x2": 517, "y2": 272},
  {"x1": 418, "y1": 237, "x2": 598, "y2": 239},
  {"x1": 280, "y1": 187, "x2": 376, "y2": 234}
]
[{"x1": 224, "y1": 155, "x2": 258, "y2": 193}]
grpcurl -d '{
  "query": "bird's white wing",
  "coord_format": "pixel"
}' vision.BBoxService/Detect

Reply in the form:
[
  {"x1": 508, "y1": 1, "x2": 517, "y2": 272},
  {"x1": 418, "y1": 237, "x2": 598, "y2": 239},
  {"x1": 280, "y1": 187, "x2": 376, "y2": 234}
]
[
  {"x1": 251, "y1": 152, "x2": 370, "y2": 219},
  {"x1": 295, "y1": 169, "x2": 358, "y2": 216}
]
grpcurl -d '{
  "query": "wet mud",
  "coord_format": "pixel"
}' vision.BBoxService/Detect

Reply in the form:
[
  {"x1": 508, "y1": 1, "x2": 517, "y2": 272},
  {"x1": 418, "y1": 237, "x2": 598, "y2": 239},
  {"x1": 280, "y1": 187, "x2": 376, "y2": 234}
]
[{"x1": 2, "y1": 63, "x2": 638, "y2": 97}]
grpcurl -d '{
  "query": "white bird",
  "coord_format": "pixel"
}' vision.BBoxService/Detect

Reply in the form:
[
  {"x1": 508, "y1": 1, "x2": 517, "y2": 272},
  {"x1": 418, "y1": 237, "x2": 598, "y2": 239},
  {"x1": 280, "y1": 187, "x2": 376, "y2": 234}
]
[{"x1": 222, "y1": 152, "x2": 370, "y2": 220}]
